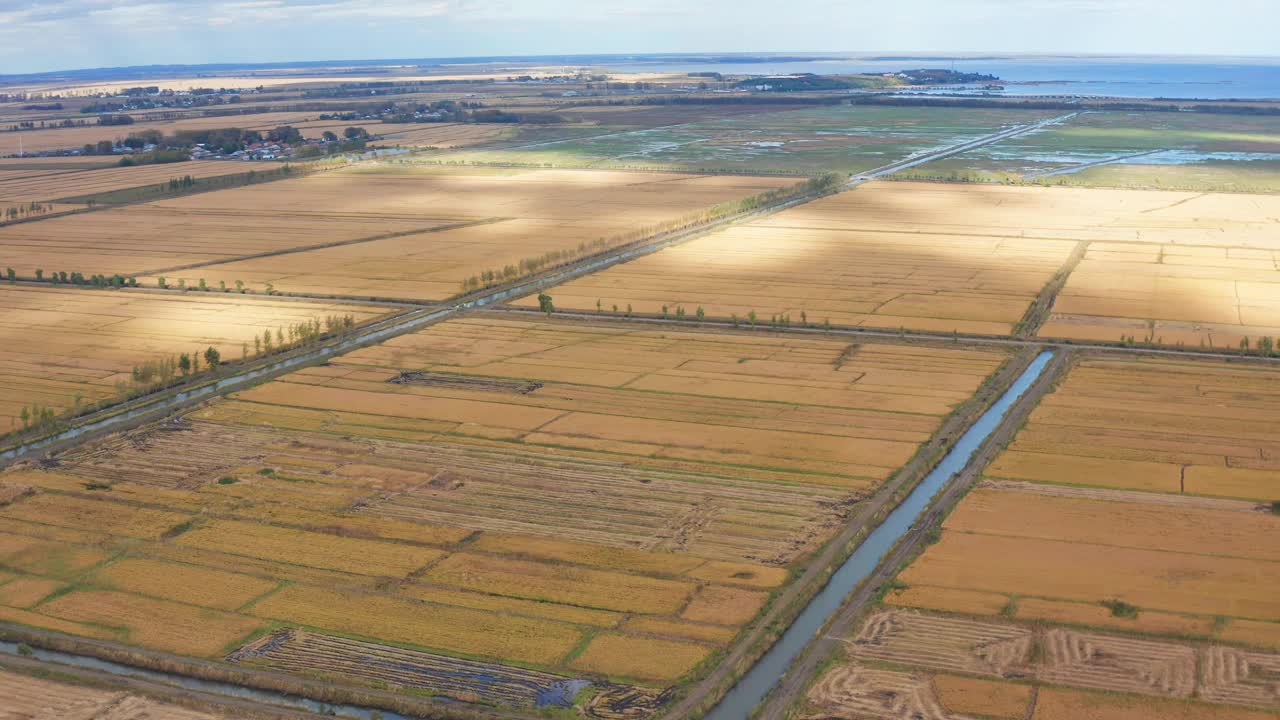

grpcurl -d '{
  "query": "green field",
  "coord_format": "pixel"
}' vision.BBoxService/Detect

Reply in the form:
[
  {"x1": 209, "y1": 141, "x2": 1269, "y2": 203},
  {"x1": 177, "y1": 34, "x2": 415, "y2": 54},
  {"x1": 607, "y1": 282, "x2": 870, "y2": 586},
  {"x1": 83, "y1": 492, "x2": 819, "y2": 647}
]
[
  {"x1": 418, "y1": 105, "x2": 1058, "y2": 175},
  {"x1": 900, "y1": 110, "x2": 1280, "y2": 191}
]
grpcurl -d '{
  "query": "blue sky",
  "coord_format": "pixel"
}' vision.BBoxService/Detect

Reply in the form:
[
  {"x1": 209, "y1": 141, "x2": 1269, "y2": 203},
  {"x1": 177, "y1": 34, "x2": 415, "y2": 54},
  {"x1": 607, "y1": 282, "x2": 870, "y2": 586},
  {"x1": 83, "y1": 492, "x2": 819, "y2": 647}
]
[{"x1": 0, "y1": 0, "x2": 1276, "y2": 74}]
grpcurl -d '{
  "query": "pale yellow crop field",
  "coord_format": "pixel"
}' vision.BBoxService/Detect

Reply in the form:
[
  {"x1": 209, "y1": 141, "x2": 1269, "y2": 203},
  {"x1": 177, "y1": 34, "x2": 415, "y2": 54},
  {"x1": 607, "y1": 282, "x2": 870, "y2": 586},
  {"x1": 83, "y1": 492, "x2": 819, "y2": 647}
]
[
  {"x1": 523, "y1": 182, "x2": 1280, "y2": 337},
  {"x1": 0, "y1": 201, "x2": 453, "y2": 278},
  {"x1": 133, "y1": 167, "x2": 798, "y2": 299},
  {"x1": 1041, "y1": 242, "x2": 1280, "y2": 347},
  {"x1": 0, "y1": 160, "x2": 262, "y2": 203},
  {"x1": 0, "y1": 285, "x2": 389, "y2": 428},
  {"x1": 986, "y1": 356, "x2": 1280, "y2": 500}
]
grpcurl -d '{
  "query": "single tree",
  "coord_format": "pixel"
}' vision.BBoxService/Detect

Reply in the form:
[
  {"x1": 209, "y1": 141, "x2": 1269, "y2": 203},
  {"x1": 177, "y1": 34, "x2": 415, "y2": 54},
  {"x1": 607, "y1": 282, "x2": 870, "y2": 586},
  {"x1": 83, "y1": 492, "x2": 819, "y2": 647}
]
[
  {"x1": 203, "y1": 346, "x2": 221, "y2": 369},
  {"x1": 537, "y1": 292, "x2": 555, "y2": 316},
  {"x1": 178, "y1": 354, "x2": 191, "y2": 376}
]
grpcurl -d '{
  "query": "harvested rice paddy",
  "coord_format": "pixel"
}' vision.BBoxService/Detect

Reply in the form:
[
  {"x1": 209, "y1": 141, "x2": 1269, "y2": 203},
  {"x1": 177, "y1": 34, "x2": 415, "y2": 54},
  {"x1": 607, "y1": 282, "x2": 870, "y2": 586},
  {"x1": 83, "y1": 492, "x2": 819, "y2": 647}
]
[
  {"x1": 800, "y1": 353, "x2": 1280, "y2": 720},
  {"x1": 985, "y1": 356, "x2": 1280, "y2": 501},
  {"x1": 0, "y1": 285, "x2": 389, "y2": 428},
  {"x1": 0, "y1": 159, "x2": 262, "y2": 204},
  {"x1": 0, "y1": 666, "x2": 230, "y2": 719},
  {"x1": 0, "y1": 315, "x2": 1007, "y2": 710},
  {"x1": 120, "y1": 166, "x2": 798, "y2": 299},
  {"x1": 1041, "y1": 240, "x2": 1280, "y2": 347},
  {"x1": 525, "y1": 182, "x2": 1280, "y2": 338}
]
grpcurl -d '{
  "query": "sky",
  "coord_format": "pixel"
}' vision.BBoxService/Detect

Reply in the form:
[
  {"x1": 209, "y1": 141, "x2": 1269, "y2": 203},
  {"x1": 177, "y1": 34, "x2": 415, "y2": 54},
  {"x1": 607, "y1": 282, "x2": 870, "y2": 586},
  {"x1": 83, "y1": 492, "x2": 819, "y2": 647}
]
[{"x1": 0, "y1": 0, "x2": 1276, "y2": 75}]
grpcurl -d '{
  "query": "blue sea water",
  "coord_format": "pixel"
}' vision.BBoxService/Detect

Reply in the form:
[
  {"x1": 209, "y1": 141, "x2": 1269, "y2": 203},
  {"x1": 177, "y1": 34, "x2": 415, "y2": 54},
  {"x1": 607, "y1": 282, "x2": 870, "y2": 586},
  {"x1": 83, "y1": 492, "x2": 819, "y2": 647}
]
[{"x1": 604, "y1": 57, "x2": 1280, "y2": 100}]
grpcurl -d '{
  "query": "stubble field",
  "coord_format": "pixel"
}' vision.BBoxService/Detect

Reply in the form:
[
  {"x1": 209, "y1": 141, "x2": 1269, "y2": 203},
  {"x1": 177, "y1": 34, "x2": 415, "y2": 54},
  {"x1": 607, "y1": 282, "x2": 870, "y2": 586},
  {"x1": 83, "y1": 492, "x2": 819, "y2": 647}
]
[
  {"x1": 523, "y1": 182, "x2": 1280, "y2": 339},
  {"x1": 0, "y1": 315, "x2": 1006, "y2": 712},
  {"x1": 1040, "y1": 240, "x2": 1280, "y2": 347},
  {"x1": 800, "y1": 354, "x2": 1280, "y2": 720},
  {"x1": 0, "y1": 666, "x2": 230, "y2": 719},
  {"x1": 0, "y1": 159, "x2": 264, "y2": 204},
  {"x1": 0, "y1": 285, "x2": 389, "y2": 428},
  {"x1": 127, "y1": 166, "x2": 798, "y2": 299}
]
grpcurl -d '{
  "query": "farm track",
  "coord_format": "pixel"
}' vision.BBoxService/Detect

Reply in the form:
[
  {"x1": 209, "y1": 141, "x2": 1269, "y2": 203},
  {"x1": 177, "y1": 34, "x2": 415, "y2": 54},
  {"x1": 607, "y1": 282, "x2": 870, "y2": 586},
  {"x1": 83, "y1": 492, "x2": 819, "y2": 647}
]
[
  {"x1": 493, "y1": 307, "x2": 1280, "y2": 365},
  {"x1": 751, "y1": 350, "x2": 1072, "y2": 720}
]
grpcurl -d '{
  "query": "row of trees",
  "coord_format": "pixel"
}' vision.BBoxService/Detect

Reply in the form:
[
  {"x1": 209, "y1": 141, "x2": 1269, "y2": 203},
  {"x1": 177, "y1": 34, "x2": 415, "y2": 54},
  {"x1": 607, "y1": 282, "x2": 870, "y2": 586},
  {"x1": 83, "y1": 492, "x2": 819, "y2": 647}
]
[
  {"x1": 2, "y1": 202, "x2": 55, "y2": 222},
  {"x1": 459, "y1": 173, "x2": 843, "y2": 295},
  {"x1": 11, "y1": 268, "x2": 140, "y2": 288},
  {"x1": 1121, "y1": 333, "x2": 1280, "y2": 356}
]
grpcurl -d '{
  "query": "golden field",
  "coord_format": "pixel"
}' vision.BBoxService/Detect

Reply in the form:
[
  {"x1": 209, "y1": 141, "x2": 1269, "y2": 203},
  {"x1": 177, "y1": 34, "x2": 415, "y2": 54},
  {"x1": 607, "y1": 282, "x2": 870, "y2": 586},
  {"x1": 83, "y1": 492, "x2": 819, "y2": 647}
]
[
  {"x1": 0, "y1": 199, "x2": 454, "y2": 278},
  {"x1": 0, "y1": 315, "x2": 1006, "y2": 699},
  {"x1": 985, "y1": 356, "x2": 1280, "y2": 500},
  {"x1": 0, "y1": 159, "x2": 261, "y2": 204},
  {"x1": 521, "y1": 182, "x2": 1280, "y2": 337},
  {"x1": 806, "y1": 354, "x2": 1280, "y2": 719},
  {"x1": 130, "y1": 166, "x2": 799, "y2": 299},
  {"x1": 0, "y1": 285, "x2": 389, "y2": 428},
  {"x1": 1041, "y1": 242, "x2": 1280, "y2": 347}
]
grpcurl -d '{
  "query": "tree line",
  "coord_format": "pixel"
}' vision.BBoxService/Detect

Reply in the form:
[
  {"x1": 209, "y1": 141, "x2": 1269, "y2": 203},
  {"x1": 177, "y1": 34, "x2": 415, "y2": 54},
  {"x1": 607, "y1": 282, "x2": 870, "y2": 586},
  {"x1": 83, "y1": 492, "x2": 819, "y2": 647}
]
[{"x1": 5, "y1": 314, "x2": 358, "y2": 441}]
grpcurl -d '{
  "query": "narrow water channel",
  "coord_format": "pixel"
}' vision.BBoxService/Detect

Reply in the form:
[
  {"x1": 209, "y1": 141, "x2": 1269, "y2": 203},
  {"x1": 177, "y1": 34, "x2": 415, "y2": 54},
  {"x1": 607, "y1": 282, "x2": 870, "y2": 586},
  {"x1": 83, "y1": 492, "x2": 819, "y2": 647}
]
[{"x1": 704, "y1": 350, "x2": 1055, "y2": 720}]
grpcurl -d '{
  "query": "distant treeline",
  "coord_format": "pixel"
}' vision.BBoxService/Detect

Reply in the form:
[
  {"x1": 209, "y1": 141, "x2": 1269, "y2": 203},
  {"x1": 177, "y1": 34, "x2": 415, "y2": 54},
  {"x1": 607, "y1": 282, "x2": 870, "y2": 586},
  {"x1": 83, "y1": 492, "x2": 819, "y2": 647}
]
[
  {"x1": 564, "y1": 95, "x2": 846, "y2": 109},
  {"x1": 850, "y1": 95, "x2": 1280, "y2": 116}
]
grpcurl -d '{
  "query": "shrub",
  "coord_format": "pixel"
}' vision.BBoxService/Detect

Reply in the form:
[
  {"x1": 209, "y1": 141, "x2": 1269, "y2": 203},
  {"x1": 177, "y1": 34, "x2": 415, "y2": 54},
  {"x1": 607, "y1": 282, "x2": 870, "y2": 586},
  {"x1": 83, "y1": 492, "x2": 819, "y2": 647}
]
[{"x1": 1102, "y1": 599, "x2": 1139, "y2": 618}]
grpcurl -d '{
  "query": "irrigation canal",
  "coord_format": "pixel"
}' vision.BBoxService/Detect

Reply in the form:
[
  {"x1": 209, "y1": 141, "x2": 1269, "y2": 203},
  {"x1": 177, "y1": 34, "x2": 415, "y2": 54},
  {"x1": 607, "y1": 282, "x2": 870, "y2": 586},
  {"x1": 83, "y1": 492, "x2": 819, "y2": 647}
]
[{"x1": 703, "y1": 350, "x2": 1056, "y2": 719}]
